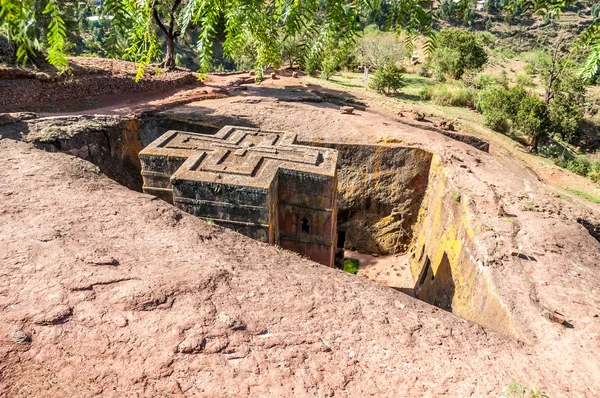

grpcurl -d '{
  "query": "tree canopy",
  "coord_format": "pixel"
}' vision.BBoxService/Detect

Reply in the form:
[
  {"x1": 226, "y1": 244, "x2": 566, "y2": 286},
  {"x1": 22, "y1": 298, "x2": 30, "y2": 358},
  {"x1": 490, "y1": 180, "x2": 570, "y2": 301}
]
[
  {"x1": 1, "y1": 0, "x2": 433, "y2": 75},
  {"x1": 0, "y1": 0, "x2": 598, "y2": 82}
]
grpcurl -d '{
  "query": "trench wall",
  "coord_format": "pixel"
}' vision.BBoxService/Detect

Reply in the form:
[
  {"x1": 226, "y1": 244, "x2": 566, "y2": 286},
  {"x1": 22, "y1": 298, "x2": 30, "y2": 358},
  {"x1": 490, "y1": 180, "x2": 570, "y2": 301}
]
[
  {"x1": 301, "y1": 142, "x2": 433, "y2": 255},
  {"x1": 408, "y1": 155, "x2": 522, "y2": 339}
]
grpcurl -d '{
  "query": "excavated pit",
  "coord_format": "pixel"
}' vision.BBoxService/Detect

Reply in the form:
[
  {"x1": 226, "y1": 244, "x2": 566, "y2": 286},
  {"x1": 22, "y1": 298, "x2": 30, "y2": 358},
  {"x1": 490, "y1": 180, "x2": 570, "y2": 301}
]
[{"x1": 7, "y1": 113, "x2": 521, "y2": 338}]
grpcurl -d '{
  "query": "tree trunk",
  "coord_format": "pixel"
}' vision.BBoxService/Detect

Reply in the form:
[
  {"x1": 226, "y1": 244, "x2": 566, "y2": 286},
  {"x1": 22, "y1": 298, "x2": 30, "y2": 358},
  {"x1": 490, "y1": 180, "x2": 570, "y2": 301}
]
[
  {"x1": 152, "y1": 1, "x2": 182, "y2": 70},
  {"x1": 531, "y1": 135, "x2": 539, "y2": 153},
  {"x1": 164, "y1": 34, "x2": 176, "y2": 69}
]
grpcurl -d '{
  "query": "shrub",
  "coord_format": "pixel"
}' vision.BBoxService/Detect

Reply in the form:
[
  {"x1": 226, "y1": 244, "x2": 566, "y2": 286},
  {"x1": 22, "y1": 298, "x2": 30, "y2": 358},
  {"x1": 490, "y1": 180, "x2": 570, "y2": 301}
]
[
  {"x1": 549, "y1": 93, "x2": 583, "y2": 144},
  {"x1": 369, "y1": 63, "x2": 405, "y2": 95},
  {"x1": 282, "y1": 34, "x2": 308, "y2": 68},
  {"x1": 477, "y1": 86, "x2": 509, "y2": 131},
  {"x1": 592, "y1": 2, "x2": 600, "y2": 18},
  {"x1": 473, "y1": 73, "x2": 496, "y2": 89},
  {"x1": 477, "y1": 85, "x2": 528, "y2": 132},
  {"x1": 514, "y1": 95, "x2": 551, "y2": 152},
  {"x1": 433, "y1": 48, "x2": 463, "y2": 81},
  {"x1": 342, "y1": 258, "x2": 359, "y2": 274},
  {"x1": 588, "y1": 161, "x2": 600, "y2": 184},
  {"x1": 523, "y1": 63, "x2": 535, "y2": 75},
  {"x1": 439, "y1": 86, "x2": 475, "y2": 107},
  {"x1": 417, "y1": 62, "x2": 431, "y2": 77},
  {"x1": 305, "y1": 53, "x2": 320, "y2": 76},
  {"x1": 519, "y1": 50, "x2": 551, "y2": 74},
  {"x1": 175, "y1": 53, "x2": 185, "y2": 68},
  {"x1": 515, "y1": 73, "x2": 534, "y2": 87},
  {"x1": 475, "y1": 31, "x2": 495, "y2": 47},
  {"x1": 565, "y1": 156, "x2": 591, "y2": 176},
  {"x1": 496, "y1": 70, "x2": 509, "y2": 87},
  {"x1": 432, "y1": 29, "x2": 488, "y2": 80},
  {"x1": 419, "y1": 86, "x2": 433, "y2": 101},
  {"x1": 492, "y1": 46, "x2": 517, "y2": 60},
  {"x1": 321, "y1": 55, "x2": 338, "y2": 80},
  {"x1": 485, "y1": 18, "x2": 493, "y2": 30},
  {"x1": 470, "y1": 71, "x2": 510, "y2": 89}
]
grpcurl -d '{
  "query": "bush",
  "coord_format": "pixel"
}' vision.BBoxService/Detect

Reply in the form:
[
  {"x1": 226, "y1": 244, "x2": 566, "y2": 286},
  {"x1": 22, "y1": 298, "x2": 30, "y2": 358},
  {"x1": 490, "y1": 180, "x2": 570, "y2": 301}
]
[
  {"x1": 475, "y1": 31, "x2": 495, "y2": 48},
  {"x1": 419, "y1": 86, "x2": 433, "y2": 101},
  {"x1": 342, "y1": 258, "x2": 359, "y2": 274},
  {"x1": 417, "y1": 63, "x2": 431, "y2": 77},
  {"x1": 514, "y1": 95, "x2": 551, "y2": 152},
  {"x1": 492, "y1": 46, "x2": 517, "y2": 60},
  {"x1": 473, "y1": 71, "x2": 509, "y2": 89},
  {"x1": 321, "y1": 55, "x2": 338, "y2": 80},
  {"x1": 523, "y1": 63, "x2": 535, "y2": 75},
  {"x1": 519, "y1": 50, "x2": 551, "y2": 74},
  {"x1": 472, "y1": 73, "x2": 493, "y2": 89},
  {"x1": 305, "y1": 53, "x2": 320, "y2": 76},
  {"x1": 588, "y1": 161, "x2": 600, "y2": 184},
  {"x1": 477, "y1": 85, "x2": 528, "y2": 132},
  {"x1": 175, "y1": 53, "x2": 185, "y2": 68},
  {"x1": 549, "y1": 93, "x2": 583, "y2": 144},
  {"x1": 515, "y1": 73, "x2": 534, "y2": 87},
  {"x1": 592, "y1": 2, "x2": 600, "y2": 18},
  {"x1": 485, "y1": 18, "x2": 493, "y2": 30},
  {"x1": 369, "y1": 63, "x2": 405, "y2": 95},
  {"x1": 496, "y1": 70, "x2": 509, "y2": 87},
  {"x1": 432, "y1": 29, "x2": 488, "y2": 80},
  {"x1": 563, "y1": 156, "x2": 591, "y2": 176},
  {"x1": 282, "y1": 34, "x2": 307, "y2": 68}
]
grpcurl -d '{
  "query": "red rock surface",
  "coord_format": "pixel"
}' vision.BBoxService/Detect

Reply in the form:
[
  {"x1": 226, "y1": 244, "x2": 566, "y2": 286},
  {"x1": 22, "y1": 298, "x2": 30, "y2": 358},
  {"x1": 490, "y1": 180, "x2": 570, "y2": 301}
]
[
  {"x1": 2, "y1": 74, "x2": 600, "y2": 396},
  {"x1": 2, "y1": 137, "x2": 594, "y2": 397}
]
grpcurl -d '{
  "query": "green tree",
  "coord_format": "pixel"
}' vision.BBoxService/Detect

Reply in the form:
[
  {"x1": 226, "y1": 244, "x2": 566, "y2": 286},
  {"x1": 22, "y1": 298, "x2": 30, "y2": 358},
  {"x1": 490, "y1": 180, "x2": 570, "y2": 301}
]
[
  {"x1": 432, "y1": 28, "x2": 488, "y2": 80},
  {"x1": 548, "y1": 94, "x2": 582, "y2": 144},
  {"x1": 514, "y1": 95, "x2": 551, "y2": 153},
  {"x1": 355, "y1": 28, "x2": 409, "y2": 69},
  {"x1": 477, "y1": 85, "x2": 527, "y2": 132},
  {"x1": 1, "y1": 0, "x2": 439, "y2": 76},
  {"x1": 369, "y1": 62, "x2": 405, "y2": 95}
]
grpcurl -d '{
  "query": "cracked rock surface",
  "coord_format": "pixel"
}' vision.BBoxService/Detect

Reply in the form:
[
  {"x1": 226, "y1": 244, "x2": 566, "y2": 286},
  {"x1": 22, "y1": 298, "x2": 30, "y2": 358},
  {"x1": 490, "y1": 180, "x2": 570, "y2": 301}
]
[{"x1": 0, "y1": 138, "x2": 599, "y2": 397}]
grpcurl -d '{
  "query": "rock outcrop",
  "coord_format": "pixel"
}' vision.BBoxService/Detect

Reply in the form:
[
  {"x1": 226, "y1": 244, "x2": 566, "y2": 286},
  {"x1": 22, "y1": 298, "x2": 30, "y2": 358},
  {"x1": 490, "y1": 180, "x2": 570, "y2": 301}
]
[{"x1": 3, "y1": 138, "x2": 596, "y2": 397}]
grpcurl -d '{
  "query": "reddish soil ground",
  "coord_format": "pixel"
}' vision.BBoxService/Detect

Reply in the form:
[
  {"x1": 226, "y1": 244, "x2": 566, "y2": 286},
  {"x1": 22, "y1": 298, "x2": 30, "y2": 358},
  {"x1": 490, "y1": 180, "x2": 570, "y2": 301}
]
[
  {"x1": 2, "y1": 66, "x2": 600, "y2": 396},
  {"x1": 1, "y1": 137, "x2": 597, "y2": 397}
]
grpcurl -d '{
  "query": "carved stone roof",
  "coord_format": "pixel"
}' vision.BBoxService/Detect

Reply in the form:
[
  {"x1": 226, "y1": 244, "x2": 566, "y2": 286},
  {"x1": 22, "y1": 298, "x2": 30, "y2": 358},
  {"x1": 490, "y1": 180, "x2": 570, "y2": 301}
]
[{"x1": 140, "y1": 126, "x2": 338, "y2": 188}]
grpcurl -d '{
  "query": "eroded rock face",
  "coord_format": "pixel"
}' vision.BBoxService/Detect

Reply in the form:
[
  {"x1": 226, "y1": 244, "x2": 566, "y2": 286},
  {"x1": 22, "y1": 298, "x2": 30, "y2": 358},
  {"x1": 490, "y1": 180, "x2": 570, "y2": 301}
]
[
  {"x1": 0, "y1": 114, "x2": 223, "y2": 192},
  {"x1": 305, "y1": 142, "x2": 433, "y2": 255}
]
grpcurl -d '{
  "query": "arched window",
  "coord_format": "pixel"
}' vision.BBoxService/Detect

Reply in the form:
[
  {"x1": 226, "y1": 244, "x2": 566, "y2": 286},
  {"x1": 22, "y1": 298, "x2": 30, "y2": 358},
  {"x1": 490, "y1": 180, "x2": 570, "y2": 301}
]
[{"x1": 300, "y1": 218, "x2": 310, "y2": 235}]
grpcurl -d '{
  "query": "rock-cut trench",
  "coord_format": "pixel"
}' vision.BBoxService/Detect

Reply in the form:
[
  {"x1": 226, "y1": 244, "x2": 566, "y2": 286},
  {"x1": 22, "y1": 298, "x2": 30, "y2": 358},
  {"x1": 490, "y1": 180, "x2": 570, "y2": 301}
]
[{"x1": 20, "y1": 113, "x2": 520, "y2": 339}]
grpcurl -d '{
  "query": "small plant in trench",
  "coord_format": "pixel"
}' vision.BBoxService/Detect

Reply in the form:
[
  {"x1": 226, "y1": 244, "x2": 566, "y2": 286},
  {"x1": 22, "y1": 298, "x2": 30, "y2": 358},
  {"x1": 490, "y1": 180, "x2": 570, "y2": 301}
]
[
  {"x1": 452, "y1": 192, "x2": 461, "y2": 202},
  {"x1": 342, "y1": 258, "x2": 359, "y2": 274},
  {"x1": 504, "y1": 380, "x2": 549, "y2": 398}
]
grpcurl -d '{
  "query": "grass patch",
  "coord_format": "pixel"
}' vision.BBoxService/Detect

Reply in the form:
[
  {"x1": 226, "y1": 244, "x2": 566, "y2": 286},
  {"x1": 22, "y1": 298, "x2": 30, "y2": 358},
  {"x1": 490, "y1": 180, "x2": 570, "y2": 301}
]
[
  {"x1": 419, "y1": 84, "x2": 475, "y2": 108},
  {"x1": 562, "y1": 187, "x2": 600, "y2": 204},
  {"x1": 554, "y1": 193, "x2": 571, "y2": 202},
  {"x1": 342, "y1": 258, "x2": 359, "y2": 274}
]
